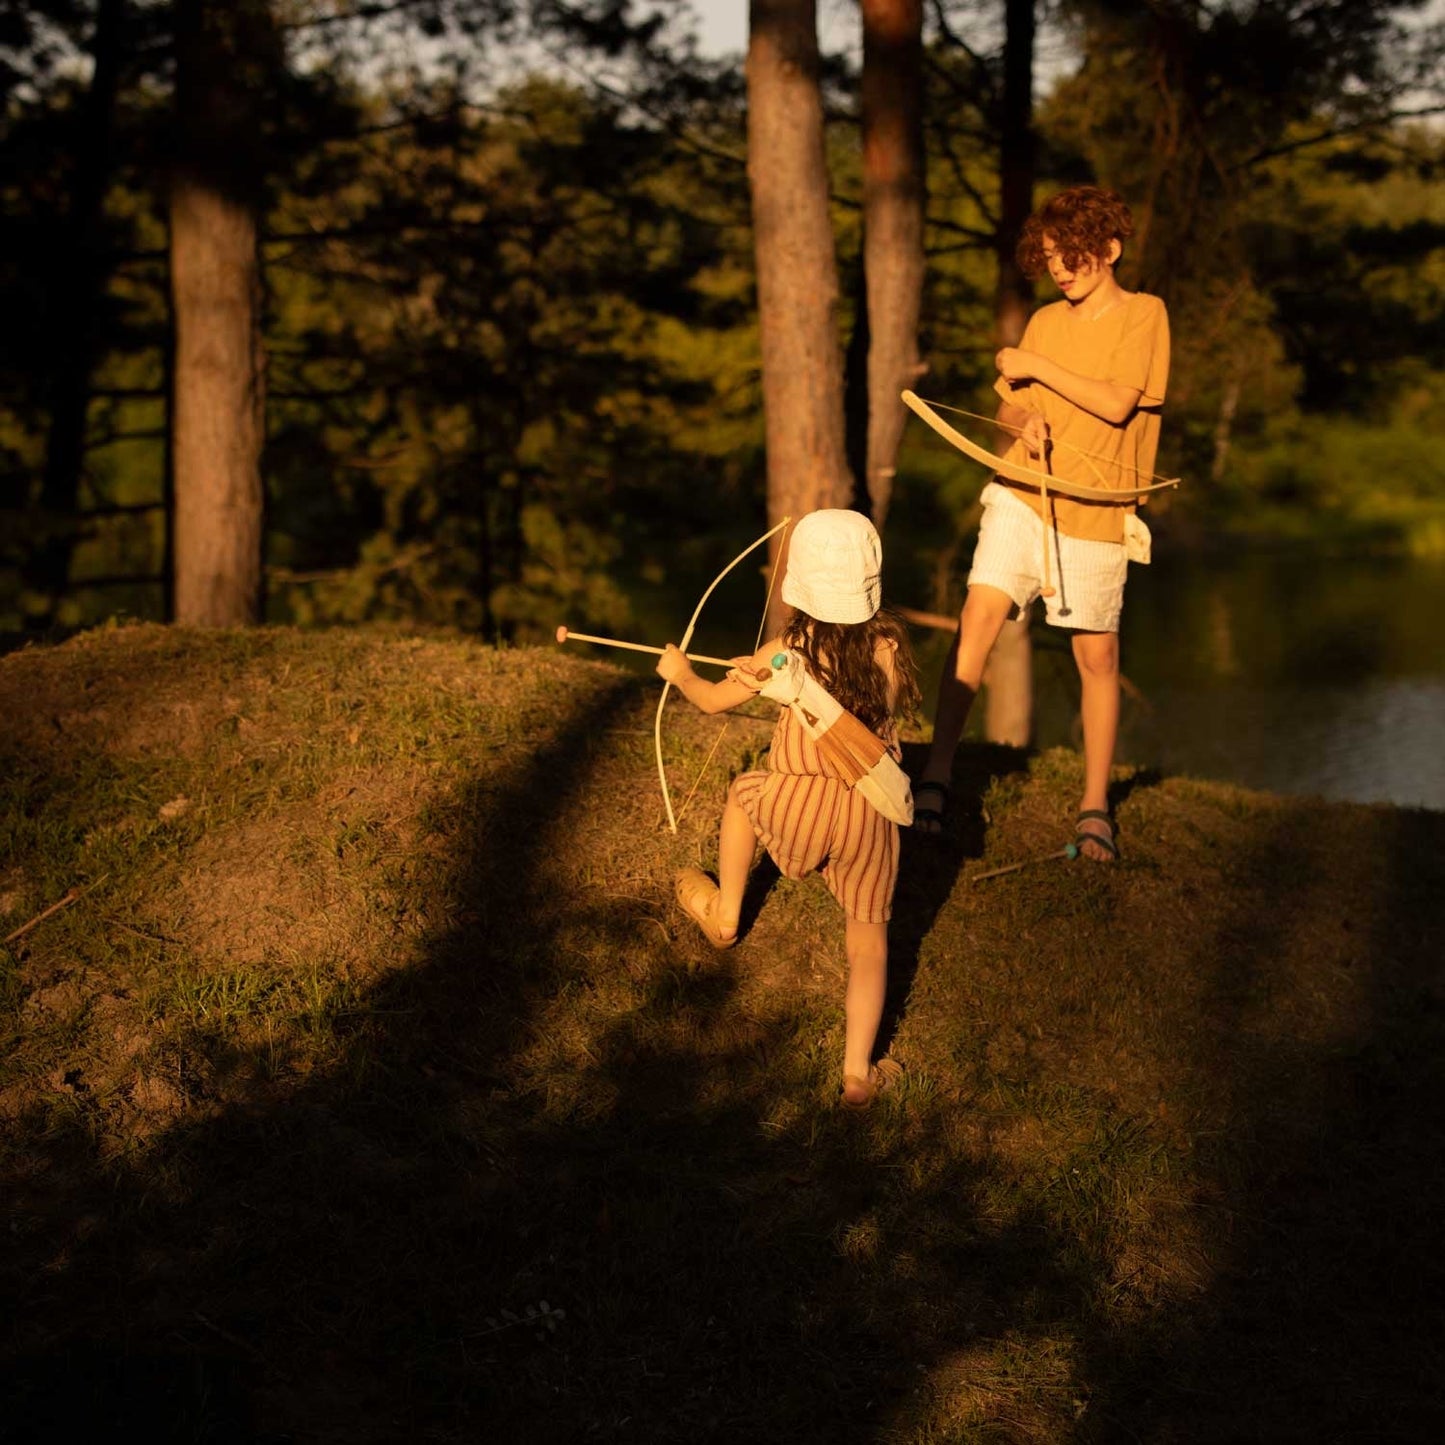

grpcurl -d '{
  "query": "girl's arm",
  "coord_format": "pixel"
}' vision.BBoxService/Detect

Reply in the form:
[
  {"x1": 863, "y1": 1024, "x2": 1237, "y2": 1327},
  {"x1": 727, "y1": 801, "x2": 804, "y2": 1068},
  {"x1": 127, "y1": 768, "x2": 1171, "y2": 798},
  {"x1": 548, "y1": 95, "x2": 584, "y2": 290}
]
[
  {"x1": 657, "y1": 637, "x2": 785, "y2": 715},
  {"x1": 996, "y1": 348, "x2": 1142, "y2": 425}
]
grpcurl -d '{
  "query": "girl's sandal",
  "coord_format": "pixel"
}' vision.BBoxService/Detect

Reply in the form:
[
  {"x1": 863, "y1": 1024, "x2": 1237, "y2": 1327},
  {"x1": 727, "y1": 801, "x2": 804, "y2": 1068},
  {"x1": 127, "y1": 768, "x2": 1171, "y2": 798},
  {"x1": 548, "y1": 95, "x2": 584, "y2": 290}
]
[
  {"x1": 840, "y1": 1056, "x2": 903, "y2": 1112},
  {"x1": 674, "y1": 867, "x2": 737, "y2": 949}
]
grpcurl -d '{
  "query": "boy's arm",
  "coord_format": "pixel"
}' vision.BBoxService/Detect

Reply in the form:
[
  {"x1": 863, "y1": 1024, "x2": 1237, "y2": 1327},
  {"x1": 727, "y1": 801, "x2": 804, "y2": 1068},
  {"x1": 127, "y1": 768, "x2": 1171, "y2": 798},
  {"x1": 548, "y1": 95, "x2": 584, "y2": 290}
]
[
  {"x1": 997, "y1": 347, "x2": 1142, "y2": 425},
  {"x1": 657, "y1": 637, "x2": 784, "y2": 715}
]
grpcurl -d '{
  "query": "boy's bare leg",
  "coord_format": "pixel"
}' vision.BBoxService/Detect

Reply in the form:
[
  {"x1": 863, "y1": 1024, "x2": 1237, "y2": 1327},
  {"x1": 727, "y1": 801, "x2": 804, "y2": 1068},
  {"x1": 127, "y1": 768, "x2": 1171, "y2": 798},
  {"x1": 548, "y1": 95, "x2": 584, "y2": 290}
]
[
  {"x1": 917, "y1": 586, "x2": 1016, "y2": 822},
  {"x1": 841, "y1": 918, "x2": 888, "y2": 1103},
  {"x1": 1072, "y1": 629, "x2": 1120, "y2": 860},
  {"x1": 713, "y1": 782, "x2": 756, "y2": 940}
]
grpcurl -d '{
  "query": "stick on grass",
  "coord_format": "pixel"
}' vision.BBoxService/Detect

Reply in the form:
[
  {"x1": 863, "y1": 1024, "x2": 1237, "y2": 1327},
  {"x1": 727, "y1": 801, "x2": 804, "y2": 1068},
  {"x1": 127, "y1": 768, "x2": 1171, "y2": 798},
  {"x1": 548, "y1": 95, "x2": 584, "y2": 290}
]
[{"x1": 4, "y1": 875, "x2": 108, "y2": 945}]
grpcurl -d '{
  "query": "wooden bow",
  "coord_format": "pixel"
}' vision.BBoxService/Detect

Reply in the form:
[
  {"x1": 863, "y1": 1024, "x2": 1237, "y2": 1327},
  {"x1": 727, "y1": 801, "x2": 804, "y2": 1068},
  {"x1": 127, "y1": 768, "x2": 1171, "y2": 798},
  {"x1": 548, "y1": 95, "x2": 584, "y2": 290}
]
[
  {"x1": 656, "y1": 515, "x2": 792, "y2": 834},
  {"x1": 901, "y1": 390, "x2": 1181, "y2": 501}
]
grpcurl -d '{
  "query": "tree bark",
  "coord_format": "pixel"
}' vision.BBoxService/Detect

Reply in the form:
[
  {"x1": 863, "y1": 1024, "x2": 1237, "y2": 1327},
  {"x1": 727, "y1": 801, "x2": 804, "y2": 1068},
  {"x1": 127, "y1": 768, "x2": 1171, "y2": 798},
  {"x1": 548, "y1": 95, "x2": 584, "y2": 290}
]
[
  {"x1": 859, "y1": 0, "x2": 924, "y2": 531},
  {"x1": 1211, "y1": 374, "x2": 1240, "y2": 482},
  {"x1": 748, "y1": 0, "x2": 851, "y2": 631},
  {"x1": 993, "y1": 0, "x2": 1036, "y2": 350},
  {"x1": 984, "y1": 0, "x2": 1037, "y2": 746},
  {"x1": 169, "y1": 0, "x2": 275, "y2": 626},
  {"x1": 170, "y1": 181, "x2": 265, "y2": 625}
]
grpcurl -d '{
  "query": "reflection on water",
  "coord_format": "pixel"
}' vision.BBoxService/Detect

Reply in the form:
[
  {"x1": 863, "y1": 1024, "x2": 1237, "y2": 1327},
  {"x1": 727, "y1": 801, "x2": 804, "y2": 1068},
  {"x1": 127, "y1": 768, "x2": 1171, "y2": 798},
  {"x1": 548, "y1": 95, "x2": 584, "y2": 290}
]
[
  {"x1": 966, "y1": 551, "x2": 1445, "y2": 811},
  {"x1": 1132, "y1": 678, "x2": 1445, "y2": 809}
]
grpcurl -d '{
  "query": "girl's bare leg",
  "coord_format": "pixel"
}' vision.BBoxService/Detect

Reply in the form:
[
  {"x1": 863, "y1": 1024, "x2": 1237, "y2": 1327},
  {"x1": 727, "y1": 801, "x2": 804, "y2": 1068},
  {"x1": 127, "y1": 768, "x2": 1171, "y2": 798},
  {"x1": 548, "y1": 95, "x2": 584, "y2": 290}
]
[
  {"x1": 920, "y1": 584, "x2": 1016, "y2": 788},
  {"x1": 1071, "y1": 629, "x2": 1120, "y2": 859},
  {"x1": 841, "y1": 918, "x2": 889, "y2": 1103},
  {"x1": 714, "y1": 781, "x2": 756, "y2": 939}
]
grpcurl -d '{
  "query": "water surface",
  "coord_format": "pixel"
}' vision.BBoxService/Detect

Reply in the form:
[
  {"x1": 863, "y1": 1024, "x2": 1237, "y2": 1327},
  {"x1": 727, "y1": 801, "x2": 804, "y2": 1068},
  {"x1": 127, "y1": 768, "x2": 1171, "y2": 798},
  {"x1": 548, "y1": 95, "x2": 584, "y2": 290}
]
[{"x1": 1015, "y1": 551, "x2": 1445, "y2": 810}]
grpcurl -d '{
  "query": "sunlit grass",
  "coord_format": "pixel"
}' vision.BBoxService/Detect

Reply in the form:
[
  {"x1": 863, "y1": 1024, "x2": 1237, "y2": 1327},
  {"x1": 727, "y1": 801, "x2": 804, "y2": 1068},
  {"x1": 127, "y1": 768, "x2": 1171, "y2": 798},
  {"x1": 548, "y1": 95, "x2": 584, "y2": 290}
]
[{"x1": 2, "y1": 622, "x2": 1442, "y2": 1441}]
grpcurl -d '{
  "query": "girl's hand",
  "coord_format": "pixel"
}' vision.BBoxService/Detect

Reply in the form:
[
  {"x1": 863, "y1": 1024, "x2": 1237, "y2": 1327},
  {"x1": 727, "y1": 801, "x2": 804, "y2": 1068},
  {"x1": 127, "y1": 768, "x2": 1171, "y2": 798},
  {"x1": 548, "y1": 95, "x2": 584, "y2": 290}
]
[
  {"x1": 995, "y1": 346, "x2": 1037, "y2": 383},
  {"x1": 656, "y1": 644, "x2": 693, "y2": 684}
]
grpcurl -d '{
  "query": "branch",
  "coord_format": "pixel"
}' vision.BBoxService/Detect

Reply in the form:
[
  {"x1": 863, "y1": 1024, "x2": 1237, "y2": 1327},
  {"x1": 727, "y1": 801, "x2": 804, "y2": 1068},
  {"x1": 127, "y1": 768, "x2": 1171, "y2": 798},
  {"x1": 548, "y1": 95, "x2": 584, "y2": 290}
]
[
  {"x1": 4, "y1": 877, "x2": 107, "y2": 947},
  {"x1": 1237, "y1": 104, "x2": 1445, "y2": 169}
]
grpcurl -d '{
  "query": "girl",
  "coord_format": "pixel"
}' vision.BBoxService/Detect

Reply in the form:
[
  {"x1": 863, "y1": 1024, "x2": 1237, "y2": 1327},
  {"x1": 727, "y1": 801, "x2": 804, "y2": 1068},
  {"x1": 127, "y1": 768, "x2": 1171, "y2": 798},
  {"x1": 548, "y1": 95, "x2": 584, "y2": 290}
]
[{"x1": 656, "y1": 509, "x2": 921, "y2": 1110}]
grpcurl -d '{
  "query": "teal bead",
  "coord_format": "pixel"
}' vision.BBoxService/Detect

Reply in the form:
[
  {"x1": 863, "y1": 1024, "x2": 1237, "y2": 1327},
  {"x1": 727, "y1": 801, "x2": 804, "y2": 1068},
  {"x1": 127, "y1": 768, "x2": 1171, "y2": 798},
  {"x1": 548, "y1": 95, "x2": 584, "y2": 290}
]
[{"x1": 771, "y1": 653, "x2": 787, "y2": 669}]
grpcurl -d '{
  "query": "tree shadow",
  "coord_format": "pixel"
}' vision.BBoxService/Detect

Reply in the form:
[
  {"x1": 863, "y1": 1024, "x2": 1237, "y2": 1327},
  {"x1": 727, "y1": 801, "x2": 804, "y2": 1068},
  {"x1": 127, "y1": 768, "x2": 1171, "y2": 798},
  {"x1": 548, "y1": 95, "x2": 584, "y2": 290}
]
[
  {"x1": 877, "y1": 741, "x2": 1030, "y2": 1059},
  {"x1": 0, "y1": 670, "x2": 1109, "y2": 1445},
  {"x1": 1074, "y1": 804, "x2": 1445, "y2": 1441},
  {"x1": 10, "y1": 658, "x2": 1440, "y2": 1443}
]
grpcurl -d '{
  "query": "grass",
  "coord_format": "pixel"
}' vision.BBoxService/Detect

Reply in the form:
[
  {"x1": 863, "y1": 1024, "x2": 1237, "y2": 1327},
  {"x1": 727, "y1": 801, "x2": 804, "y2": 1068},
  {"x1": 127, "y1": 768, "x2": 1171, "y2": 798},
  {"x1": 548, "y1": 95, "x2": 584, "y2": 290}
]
[{"x1": 2, "y1": 621, "x2": 1443, "y2": 1443}]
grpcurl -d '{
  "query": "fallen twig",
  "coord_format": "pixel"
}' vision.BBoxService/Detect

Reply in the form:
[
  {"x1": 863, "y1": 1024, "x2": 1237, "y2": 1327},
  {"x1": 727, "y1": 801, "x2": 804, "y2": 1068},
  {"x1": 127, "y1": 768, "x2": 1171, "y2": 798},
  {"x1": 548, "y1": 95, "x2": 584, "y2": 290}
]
[
  {"x1": 970, "y1": 847, "x2": 1077, "y2": 883},
  {"x1": 4, "y1": 875, "x2": 108, "y2": 946}
]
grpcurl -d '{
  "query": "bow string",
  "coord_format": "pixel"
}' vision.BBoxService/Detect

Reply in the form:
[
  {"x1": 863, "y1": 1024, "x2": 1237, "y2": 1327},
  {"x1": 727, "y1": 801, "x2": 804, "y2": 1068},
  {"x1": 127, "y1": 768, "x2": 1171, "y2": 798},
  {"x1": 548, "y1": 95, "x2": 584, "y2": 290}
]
[{"x1": 656, "y1": 515, "x2": 792, "y2": 834}]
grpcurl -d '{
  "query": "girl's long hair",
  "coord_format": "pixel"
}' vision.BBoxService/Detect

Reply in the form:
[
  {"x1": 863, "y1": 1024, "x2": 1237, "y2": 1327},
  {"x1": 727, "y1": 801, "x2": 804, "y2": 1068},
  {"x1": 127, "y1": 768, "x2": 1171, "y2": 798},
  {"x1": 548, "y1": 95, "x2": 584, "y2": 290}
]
[{"x1": 782, "y1": 606, "x2": 921, "y2": 735}]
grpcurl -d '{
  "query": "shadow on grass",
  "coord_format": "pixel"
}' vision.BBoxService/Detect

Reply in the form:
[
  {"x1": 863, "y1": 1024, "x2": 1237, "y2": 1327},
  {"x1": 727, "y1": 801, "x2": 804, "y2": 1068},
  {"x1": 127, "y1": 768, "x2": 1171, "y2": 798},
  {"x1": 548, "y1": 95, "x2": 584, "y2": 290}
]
[
  {"x1": 878, "y1": 741, "x2": 1031, "y2": 1060},
  {"x1": 0, "y1": 678, "x2": 1074, "y2": 1444},
  {"x1": 7, "y1": 668, "x2": 1444, "y2": 1443},
  {"x1": 1076, "y1": 804, "x2": 1445, "y2": 1442}
]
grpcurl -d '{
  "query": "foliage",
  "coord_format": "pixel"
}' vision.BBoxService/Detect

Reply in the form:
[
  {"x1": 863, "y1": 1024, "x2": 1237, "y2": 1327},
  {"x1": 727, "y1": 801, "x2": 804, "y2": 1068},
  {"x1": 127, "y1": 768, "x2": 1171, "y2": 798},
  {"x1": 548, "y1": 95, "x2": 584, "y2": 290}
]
[
  {"x1": 1, "y1": 0, "x2": 1444, "y2": 635},
  {"x1": 1030, "y1": 1, "x2": 1445, "y2": 545},
  {"x1": 263, "y1": 69, "x2": 763, "y2": 635}
]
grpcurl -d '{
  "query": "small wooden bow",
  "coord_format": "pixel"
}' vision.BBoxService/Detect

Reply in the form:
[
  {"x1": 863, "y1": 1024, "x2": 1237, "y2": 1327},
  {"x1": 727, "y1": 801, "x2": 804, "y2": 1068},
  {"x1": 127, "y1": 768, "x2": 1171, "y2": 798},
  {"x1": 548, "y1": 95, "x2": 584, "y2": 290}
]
[{"x1": 901, "y1": 391, "x2": 1181, "y2": 501}]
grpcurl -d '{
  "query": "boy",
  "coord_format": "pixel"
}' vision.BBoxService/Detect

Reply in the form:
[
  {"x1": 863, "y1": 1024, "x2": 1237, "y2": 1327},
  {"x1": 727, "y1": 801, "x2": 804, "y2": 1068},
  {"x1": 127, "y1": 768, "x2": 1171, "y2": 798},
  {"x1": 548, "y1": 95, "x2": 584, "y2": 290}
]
[{"x1": 914, "y1": 185, "x2": 1170, "y2": 860}]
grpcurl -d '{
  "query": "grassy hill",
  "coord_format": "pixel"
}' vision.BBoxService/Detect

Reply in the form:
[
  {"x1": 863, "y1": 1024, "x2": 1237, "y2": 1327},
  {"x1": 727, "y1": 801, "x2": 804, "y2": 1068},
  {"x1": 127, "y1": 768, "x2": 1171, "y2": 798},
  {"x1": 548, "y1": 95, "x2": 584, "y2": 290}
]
[{"x1": 2, "y1": 623, "x2": 1442, "y2": 1443}]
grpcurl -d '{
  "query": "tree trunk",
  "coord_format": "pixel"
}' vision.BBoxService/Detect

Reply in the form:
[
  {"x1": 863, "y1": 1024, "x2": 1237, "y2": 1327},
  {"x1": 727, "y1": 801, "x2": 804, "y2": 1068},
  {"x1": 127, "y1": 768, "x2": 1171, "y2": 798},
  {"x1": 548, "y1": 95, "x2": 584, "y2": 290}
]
[
  {"x1": 170, "y1": 181, "x2": 265, "y2": 625},
  {"x1": 859, "y1": 0, "x2": 924, "y2": 531},
  {"x1": 982, "y1": 617, "x2": 1033, "y2": 745},
  {"x1": 169, "y1": 0, "x2": 275, "y2": 626},
  {"x1": 27, "y1": 0, "x2": 127, "y2": 624},
  {"x1": 984, "y1": 0, "x2": 1037, "y2": 746},
  {"x1": 993, "y1": 0, "x2": 1036, "y2": 350},
  {"x1": 748, "y1": 0, "x2": 851, "y2": 631},
  {"x1": 1211, "y1": 374, "x2": 1240, "y2": 482}
]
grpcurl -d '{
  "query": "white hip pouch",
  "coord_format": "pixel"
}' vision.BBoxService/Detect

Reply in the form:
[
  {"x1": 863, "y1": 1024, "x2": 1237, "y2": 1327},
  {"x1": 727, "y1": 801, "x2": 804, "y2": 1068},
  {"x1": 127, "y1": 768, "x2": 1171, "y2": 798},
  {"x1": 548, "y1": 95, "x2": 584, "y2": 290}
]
[{"x1": 1123, "y1": 512, "x2": 1152, "y2": 565}]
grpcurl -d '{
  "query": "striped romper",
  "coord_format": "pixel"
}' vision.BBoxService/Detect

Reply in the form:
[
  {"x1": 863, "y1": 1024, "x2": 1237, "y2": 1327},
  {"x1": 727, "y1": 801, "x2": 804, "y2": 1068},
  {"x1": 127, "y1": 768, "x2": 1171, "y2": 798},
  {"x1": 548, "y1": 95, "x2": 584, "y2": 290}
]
[{"x1": 732, "y1": 705, "x2": 901, "y2": 924}]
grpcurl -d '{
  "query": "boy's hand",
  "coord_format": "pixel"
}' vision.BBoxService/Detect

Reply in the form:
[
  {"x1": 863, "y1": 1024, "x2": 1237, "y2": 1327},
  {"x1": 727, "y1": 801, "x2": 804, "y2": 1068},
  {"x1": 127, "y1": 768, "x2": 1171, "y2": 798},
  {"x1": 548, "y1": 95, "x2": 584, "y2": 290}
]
[
  {"x1": 656, "y1": 644, "x2": 693, "y2": 684},
  {"x1": 995, "y1": 346, "x2": 1037, "y2": 383},
  {"x1": 1019, "y1": 412, "x2": 1050, "y2": 459}
]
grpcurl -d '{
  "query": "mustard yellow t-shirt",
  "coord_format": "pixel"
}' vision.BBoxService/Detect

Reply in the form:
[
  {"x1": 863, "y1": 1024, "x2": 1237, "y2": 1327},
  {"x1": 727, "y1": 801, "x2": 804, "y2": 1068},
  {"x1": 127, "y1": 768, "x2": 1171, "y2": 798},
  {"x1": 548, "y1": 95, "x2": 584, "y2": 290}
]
[{"x1": 992, "y1": 291, "x2": 1170, "y2": 544}]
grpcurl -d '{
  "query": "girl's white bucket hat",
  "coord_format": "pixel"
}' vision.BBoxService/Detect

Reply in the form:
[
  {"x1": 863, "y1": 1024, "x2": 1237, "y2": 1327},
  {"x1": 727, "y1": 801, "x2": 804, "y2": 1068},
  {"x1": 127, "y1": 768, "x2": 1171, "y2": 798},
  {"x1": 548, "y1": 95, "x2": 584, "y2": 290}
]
[{"x1": 780, "y1": 509, "x2": 882, "y2": 624}]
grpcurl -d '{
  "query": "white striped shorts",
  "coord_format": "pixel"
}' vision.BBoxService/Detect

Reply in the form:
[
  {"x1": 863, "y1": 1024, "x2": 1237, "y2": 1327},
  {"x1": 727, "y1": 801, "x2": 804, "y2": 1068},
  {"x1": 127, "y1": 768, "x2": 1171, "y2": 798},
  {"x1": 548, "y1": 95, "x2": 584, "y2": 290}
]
[{"x1": 968, "y1": 482, "x2": 1128, "y2": 633}]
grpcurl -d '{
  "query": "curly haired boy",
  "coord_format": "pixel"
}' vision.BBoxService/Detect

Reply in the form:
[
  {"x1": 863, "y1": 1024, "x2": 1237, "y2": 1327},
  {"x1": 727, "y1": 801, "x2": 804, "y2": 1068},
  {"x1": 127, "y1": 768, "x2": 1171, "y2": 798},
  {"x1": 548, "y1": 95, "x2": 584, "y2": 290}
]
[{"x1": 915, "y1": 185, "x2": 1170, "y2": 860}]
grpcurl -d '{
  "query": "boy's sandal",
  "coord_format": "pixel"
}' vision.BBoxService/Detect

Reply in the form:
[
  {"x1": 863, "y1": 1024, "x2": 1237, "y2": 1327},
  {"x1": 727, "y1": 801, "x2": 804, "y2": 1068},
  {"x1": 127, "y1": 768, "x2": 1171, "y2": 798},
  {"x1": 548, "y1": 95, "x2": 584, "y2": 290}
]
[
  {"x1": 1073, "y1": 809, "x2": 1119, "y2": 862},
  {"x1": 912, "y1": 781, "x2": 950, "y2": 835},
  {"x1": 840, "y1": 1056, "x2": 903, "y2": 1112},
  {"x1": 674, "y1": 867, "x2": 737, "y2": 949}
]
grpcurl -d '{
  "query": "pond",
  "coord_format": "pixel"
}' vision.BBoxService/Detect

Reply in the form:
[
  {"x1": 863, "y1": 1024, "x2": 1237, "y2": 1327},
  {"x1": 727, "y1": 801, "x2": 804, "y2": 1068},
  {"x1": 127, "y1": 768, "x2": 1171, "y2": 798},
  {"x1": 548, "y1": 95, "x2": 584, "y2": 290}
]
[{"x1": 940, "y1": 550, "x2": 1445, "y2": 812}]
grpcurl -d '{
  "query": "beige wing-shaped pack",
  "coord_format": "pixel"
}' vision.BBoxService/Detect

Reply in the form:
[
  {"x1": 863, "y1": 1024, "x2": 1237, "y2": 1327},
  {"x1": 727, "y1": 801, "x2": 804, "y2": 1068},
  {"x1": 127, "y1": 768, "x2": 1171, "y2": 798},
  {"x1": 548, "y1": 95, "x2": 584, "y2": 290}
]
[{"x1": 751, "y1": 650, "x2": 914, "y2": 827}]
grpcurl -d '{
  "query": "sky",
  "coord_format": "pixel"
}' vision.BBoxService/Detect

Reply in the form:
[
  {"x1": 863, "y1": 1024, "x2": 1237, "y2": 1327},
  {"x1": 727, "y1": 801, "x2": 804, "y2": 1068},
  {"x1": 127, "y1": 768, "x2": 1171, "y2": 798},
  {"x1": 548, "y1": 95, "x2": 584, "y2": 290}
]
[
  {"x1": 690, "y1": 0, "x2": 746, "y2": 57},
  {"x1": 689, "y1": 0, "x2": 858, "y2": 59}
]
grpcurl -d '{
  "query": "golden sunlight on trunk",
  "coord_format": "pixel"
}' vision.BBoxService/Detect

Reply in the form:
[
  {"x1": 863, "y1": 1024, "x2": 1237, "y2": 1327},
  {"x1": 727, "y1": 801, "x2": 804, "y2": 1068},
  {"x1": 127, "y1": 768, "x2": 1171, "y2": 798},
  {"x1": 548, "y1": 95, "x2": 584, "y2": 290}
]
[{"x1": 748, "y1": 0, "x2": 851, "y2": 630}]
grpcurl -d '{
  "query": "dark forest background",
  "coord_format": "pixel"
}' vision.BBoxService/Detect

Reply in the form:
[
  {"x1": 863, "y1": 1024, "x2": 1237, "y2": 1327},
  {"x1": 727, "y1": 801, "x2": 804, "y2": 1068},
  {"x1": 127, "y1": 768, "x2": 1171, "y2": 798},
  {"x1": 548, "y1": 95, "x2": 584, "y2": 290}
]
[{"x1": 3, "y1": 0, "x2": 1443, "y2": 641}]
